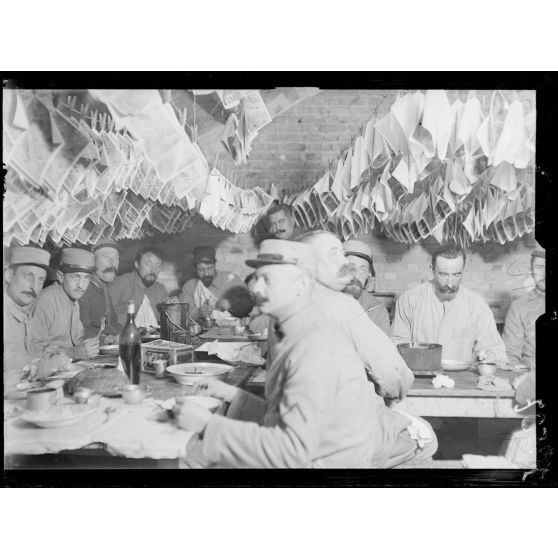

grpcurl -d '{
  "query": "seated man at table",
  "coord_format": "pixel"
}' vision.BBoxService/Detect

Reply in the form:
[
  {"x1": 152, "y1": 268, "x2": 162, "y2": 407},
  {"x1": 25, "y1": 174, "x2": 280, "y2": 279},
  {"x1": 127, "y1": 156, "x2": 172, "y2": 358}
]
[
  {"x1": 109, "y1": 245, "x2": 168, "y2": 330},
  {"x1": 179, "y1": 246, "x2": 242, "y2": 320},
  {"x1": 173, "y1": 240, "x2": 437, "y2": 468},
  {"x1": 391, "y1": 243, "x2": 507, "y2": 366},
  {"x1": 3, "y1": 246, "x2": 50, "y2": 388},
  {"x1": 78, "y1": 238, "x2": 121, "y2": 343},
  {"x1": 502, "y1": 249, "x2": 545, "y2": 370},
  {"x1": 342, "y1": 239, "x2": 391, "y2": 336},
  {"x1": 291, "y1": 231, "x2": 413, "y2": 401},
  {"x1": 27, "y1": 248, "x2": 100, "y2": 361}
]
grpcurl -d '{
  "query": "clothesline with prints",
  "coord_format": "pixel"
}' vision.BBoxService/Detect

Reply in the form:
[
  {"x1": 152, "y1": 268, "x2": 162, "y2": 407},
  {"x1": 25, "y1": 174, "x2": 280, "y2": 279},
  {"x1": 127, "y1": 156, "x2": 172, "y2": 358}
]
[
  {"x1": 284, "y1": 90, "x2": 536, "y2": 248},
  {"x1": 3, "y1": 90, "x2": 275, "y2": 249}
]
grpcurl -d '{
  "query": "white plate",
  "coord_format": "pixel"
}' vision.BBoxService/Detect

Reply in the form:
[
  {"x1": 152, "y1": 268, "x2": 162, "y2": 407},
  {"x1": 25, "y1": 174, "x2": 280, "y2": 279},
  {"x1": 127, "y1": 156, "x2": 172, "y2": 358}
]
[
  {"x1": 20, "y1": 404, "x2": 98, "y2": 428},
  {"x1": 166, "y1": 362, "x2": 232, "y2": 386},
  {"x1": 441, "y1": 360, "x2": 472, "y2": 371}
]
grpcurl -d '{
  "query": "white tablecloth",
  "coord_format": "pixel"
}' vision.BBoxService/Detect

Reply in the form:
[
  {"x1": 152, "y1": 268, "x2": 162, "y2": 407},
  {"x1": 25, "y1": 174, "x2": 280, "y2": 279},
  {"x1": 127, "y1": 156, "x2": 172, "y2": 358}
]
[{"x1": 4, "y1": 397, "x2": 193, "y2": 459}]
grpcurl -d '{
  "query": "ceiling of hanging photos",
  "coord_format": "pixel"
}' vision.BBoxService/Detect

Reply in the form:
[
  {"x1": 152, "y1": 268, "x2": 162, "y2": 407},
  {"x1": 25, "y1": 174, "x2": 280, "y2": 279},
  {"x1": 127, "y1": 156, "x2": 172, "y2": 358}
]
[
  {"x1": 3, "y1": 88, "x2": 536, "y2": 250},
  {"x1": 2, "y1": 88, "x2": 319, "y2": 249},
  {"x1": 286, "y1": 90, "x2": 536, "y2": 248}
]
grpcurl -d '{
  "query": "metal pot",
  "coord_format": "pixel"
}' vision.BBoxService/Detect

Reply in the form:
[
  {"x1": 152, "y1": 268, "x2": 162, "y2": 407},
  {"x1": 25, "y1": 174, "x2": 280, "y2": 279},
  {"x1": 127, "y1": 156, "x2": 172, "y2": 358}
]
[{"x1": 397, "y1": 343, "x2": 443, "y2": 372}]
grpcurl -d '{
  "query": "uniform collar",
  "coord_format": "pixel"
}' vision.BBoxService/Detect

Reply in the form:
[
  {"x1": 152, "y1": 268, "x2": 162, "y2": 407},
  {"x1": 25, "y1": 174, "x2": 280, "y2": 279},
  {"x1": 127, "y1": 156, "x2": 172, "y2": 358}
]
[
  {"x1": 4, "y1": 292, "x2": 32, "y2": 321},
  {"x1": 53, "y1": 281, "x2": 79, "y2": 306}
]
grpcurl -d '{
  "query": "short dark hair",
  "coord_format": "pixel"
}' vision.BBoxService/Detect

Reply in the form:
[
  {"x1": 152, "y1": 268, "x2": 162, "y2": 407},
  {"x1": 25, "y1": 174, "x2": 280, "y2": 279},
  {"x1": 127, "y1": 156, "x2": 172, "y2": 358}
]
[
  {"x1": 267, "y1": 204, "x2": 294, "y2": 219},
  {"x1": 222, "y1": 286, "x2": 255, "y2": 318},
  {"x1": 135, "y1": 245, "x2": 165, "y2": 264},
  {"x1": 431, "y1": 244, "x2": 466, "y2": 268}
]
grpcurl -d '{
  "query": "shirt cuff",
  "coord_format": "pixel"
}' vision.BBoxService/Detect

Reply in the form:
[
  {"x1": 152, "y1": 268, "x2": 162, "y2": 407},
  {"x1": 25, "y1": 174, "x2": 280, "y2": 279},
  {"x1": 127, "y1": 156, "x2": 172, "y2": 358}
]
[{"x1": 201, "y1": 414, "x2": 229, "y2": 464}]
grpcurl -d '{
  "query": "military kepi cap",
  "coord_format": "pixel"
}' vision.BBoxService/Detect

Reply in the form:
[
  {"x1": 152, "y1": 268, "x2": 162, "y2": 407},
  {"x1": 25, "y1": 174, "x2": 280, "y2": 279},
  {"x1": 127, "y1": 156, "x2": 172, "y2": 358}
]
[
  {"x1": 193, "y1": 246, "x2": 216, "y2": 264},
  {"x1": 94, "y1": 238, "x2": 120, "y2": 253},
  {"x1": 60, "y1": 248, "x2": 95, "y2": 273},
  {"x1": 531, "y1": 249, "x2": 545, "y2": 259},
  {"x1": 343, "y1": 240, "x2": 373, "y2": 266},
  {"x1": 9, "y1": 246, "x2": 51, "y2": 271},
  {"x1": 246, "y1": 239, "x2": 316, "y2": 273}
]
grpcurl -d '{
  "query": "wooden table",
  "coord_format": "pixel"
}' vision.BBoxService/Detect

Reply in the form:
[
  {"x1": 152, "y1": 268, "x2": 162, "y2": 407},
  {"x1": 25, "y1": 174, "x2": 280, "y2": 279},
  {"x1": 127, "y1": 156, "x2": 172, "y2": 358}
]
[{"x1": 396, "y1": 368, "x2": 525, "y2": 418}]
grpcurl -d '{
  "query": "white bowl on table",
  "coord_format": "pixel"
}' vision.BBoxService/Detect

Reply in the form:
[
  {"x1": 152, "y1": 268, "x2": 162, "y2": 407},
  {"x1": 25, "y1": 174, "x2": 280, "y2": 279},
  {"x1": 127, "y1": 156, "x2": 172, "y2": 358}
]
[
  {"x1": 441, "y1": 359, "x2": 472, "y2": 372},
  {"x1": 166, "y1": 362, "x2": 233, "y2": 386}
]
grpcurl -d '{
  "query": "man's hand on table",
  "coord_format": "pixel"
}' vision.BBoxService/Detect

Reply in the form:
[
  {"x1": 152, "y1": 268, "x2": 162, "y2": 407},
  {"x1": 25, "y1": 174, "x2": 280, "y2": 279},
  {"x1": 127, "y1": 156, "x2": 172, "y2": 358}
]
[
  {"x1": 192, "y1": 378, "x2": 239, "y2": 402},
  {"x1": 180, "y1": 436, "x2": 212, "y2": 468},
  {"x1": 71, "y1": 338, "x2": 100, "y2": 360},
  {"x1": 173, "y1": 398, "x2": 212, "y2": 434}
]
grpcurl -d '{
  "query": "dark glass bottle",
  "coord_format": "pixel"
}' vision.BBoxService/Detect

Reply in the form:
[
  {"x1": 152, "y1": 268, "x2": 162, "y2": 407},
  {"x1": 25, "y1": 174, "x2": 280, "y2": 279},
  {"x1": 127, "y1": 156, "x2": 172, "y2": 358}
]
[{"x1": 119, "y1": 300, "x2": 142, "y2": 384}]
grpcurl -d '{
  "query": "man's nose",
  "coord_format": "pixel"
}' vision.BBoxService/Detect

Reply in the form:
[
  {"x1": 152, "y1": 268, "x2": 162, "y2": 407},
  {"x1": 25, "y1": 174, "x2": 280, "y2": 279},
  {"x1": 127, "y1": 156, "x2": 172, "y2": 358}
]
[{"x1": 78, "y1": 278, "x2": 88, "y2": 289}]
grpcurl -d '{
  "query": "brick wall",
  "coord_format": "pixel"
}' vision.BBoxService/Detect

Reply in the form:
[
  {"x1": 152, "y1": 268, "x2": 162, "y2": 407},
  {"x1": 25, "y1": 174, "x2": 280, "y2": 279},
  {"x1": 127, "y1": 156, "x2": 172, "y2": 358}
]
[{"x1": 116, "y1": 88, "x2": 538, "y2": 319}]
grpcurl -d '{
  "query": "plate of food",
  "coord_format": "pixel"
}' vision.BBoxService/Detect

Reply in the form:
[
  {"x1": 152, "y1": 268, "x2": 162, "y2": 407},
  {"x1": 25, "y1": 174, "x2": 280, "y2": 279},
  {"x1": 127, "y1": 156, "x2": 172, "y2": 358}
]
[
  {"x1": 20, "y1": 403, "x2": 98, "y2": 428},
  {"x1": 166, "y1": 362, "x2": 233, "y2": 386},
  {"x1": 441, "y1": 359, "x2": 472, "y2": 371}
]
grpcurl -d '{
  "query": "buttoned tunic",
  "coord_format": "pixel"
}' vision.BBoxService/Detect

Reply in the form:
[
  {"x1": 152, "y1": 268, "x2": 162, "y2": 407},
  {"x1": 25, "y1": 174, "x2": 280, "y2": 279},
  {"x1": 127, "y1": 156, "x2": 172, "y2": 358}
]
[
  {"x1": 502, "y1": 289, "x2": 544, "y2": 369},
  {"x1": 26, "y1": 282, "x2": 84, "y2": 358},
  {"x1": 198, "y1": 305, "x2": 411, "y2": 468},
  {"x1": 78, "y1": 275, "x2": 120, "y2": 338}
]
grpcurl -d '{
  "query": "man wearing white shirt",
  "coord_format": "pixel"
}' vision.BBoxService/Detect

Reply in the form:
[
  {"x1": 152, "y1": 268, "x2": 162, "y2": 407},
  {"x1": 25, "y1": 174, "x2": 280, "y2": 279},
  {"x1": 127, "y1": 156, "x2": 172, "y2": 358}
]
[{"x1": 179, "y1": 246, "x2": 242, "y2": 320}]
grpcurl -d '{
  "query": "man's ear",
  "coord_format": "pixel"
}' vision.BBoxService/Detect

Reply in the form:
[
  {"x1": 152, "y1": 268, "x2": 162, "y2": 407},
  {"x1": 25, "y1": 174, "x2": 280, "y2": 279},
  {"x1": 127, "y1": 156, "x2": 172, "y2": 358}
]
[
  {"x1": 134, "y1": 261, "x2": 139, "y2": 271},
  {"x1": 56, "y1": 270, "x2": 64, "y2": 283},
  {"x1": 4, "y1": 267, "x2": 14, "y2": 284}
]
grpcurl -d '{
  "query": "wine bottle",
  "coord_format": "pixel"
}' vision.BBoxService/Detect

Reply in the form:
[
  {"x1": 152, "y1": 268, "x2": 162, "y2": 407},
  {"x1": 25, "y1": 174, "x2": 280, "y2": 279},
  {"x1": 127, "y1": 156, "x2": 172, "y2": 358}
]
[{"x1": 119, "y1": 300, "x2": 142, "y2": 384}]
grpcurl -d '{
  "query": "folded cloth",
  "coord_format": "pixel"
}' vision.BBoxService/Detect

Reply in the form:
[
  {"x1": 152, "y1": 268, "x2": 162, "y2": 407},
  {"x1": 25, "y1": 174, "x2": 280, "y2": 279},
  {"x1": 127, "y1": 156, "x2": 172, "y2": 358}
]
[
  {"x1": 476, "y1": 376, "x2": 511, "y2": 391},
  {"x1": 193, "y1": 279, "x2": 219, "y2": 311},
  {"x1": 432, "y1": 374, "x2": 455, "y2": 389},
  {"x1": 391, "y1": 408, "x2": 434, "y2": 449},
  {"x1": 135, "y1": 294, "x2": 159, "y2": 329}
]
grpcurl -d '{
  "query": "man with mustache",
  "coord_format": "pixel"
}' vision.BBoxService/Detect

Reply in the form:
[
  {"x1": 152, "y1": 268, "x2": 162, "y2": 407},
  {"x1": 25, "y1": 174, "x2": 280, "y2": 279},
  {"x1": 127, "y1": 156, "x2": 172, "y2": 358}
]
[
  {"x1": 27, "y1": 248, "x2": 100, "y2": 360},
  {"x1": 392, "y1": 244, "x2": 507, "y2": 365},
  {"x1": 179, "y1": 246, "x2": 242, "y2": 320},
  {"x1": 173, "y1": 240, "x2": 436, "y2": 468},
  {"x1": 78, "y1": 238, "x2": 121, "y2": 342},
  {"x1": 4, "y1": 246, "x2": 51, "y2": 381},
  {"x1": 342, "y1": 239, "x2": 391, "y2": 336},
  {"x1": 266, "y1": 204, "x2": 300, "y2": 240},
  {"x1": 285, "y1": 231, "x2": 415, "y2": 402},
  {"x1": 109, "y1": 245, "x2": 168, "y2": 328}
]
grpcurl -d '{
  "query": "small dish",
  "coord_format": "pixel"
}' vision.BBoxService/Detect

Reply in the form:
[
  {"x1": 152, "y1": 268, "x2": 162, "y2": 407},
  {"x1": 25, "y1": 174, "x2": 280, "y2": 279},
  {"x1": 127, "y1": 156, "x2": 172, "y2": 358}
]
[
  {"x1": 21, "y1": 404, "x2": 98, "y2": 428},
  {"x1": 441, "y1": 360, "x2": 472, "y2": 372},
  {"x1": 477, "y1": 362, "x2": 497, "y2": 377},
  {"x1": 166, "y1": 362, "x2": 232, "y2": 386}
]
